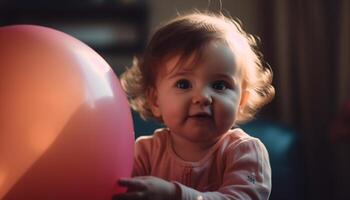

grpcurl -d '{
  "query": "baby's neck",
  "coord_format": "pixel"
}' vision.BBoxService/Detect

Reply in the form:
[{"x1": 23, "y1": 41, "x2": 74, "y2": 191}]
[{"x1": 168, "y1": 131, "x2": 221, "y2": 162}]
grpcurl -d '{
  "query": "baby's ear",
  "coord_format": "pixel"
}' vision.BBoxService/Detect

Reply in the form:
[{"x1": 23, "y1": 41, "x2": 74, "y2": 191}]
[
  {"x1": 239, "y1": 89, "x2": 250, "y2": 110},
  {"x1": 147, "y1": 88, "x2": 162, "y2": 117}
]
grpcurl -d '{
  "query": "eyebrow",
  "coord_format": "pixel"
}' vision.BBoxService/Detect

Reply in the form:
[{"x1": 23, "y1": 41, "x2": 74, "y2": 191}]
[
  {"x1": 211, "y1": 73, "x2": 236, "y2": 82},
  {"x1": 167, "y1": 71, "x2": 236, "y2": 84},
  {"x1": 166, "y1": 70, "x2": 194, "y2": 80}
]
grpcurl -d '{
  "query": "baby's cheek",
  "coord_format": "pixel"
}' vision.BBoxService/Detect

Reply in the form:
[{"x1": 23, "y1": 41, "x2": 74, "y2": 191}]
[
  {"x1": 222, "y1": 108, "x2": 236, "y2": 126},
  {"x1": 217, "y1": 99, "x2": 238, "y2": 126},
  {"x1": 162, "y1": 103, "x2": 184, "y2": 123}
]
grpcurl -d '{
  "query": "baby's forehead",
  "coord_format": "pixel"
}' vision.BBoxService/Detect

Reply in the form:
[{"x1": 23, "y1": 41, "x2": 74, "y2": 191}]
[{"x1": 162, "y1": 42, "x2": 240, "y2": 73}]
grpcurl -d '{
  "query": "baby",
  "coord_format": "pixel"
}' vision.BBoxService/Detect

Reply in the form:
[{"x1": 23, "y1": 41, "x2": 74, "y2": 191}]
[{"x1": 114, "y1": 11, "x2": 275, "y2": 200}]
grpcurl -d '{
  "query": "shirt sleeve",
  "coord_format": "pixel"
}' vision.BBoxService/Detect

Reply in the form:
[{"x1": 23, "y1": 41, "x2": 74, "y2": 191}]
[
  {"x1": 132, "y1": 136, "x2": 152, "y2": 177},
  {"x1": 174, "y1": 138, "x2": 272, "y2": 200}
]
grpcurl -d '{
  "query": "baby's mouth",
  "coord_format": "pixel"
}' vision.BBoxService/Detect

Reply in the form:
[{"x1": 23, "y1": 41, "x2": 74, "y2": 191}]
[{"x1": 188, "y1": 112, "x2": 212, "y2": 120}]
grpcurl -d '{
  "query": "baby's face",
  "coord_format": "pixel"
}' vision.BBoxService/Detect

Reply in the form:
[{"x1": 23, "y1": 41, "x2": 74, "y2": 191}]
[{"x1": 150, "y1": 42, "x2": 246, "y2": 143}]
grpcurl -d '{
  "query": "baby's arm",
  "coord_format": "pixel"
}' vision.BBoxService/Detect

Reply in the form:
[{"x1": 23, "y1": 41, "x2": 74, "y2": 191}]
[
  {"x1": 175, "y1": 138, "x2": 271, "y2": 200},
  {"x1": 112, "y1": 136, "x2": 180, "y2": 200}
]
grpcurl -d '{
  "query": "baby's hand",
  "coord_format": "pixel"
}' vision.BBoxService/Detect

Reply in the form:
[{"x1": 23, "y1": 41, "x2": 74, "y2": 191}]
[{"x1": 112, "y1": 176, "x2": 178, "y2": 200}]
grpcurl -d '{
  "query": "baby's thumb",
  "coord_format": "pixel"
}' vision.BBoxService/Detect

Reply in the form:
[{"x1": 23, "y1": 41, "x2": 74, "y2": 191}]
[{"x1": 117, "y1": 178, "x2": 146, "y2": 191}]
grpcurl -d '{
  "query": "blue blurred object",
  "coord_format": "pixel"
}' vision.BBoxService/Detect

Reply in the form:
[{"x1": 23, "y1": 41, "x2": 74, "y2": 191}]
[
  {"x1": 132, "y1": 111, "x2": 163, "y2": 138},
  {"x1": 133, "y1": 112, "x2": 305, "y2": 199},
  {"x1": 241, "y1": 119, "x2": 305, "y2": 200}
]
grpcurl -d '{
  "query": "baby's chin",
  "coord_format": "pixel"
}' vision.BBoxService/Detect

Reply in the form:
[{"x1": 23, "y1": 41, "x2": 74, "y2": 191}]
[{"x1": 186, "y1": 130, "x2": 227, "y2": 144}]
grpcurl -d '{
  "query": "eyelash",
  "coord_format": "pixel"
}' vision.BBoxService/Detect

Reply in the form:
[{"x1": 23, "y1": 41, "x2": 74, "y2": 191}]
[
  {"x1": 211, "y1": 80, "x2": 231, "y2": 91},
  {"x1": 175, "y1": 79, "x2": 232, "y2": 91},
  {"x1": 175, "y1": 79, "x2": 192, "y2": 89}
]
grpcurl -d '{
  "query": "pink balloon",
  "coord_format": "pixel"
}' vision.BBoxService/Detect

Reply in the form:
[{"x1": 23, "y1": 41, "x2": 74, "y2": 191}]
[{"x1": 0, "y1": 25, "x2": 134, "y2": 200}]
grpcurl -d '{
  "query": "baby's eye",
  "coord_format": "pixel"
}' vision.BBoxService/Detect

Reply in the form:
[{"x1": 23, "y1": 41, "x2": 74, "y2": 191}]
[
  {"x1": 212, "y1": 80, "x2": 230, "y2": 91},
  {"x1": 176, "y1": 79, "x2": 191, "y2": 89}
]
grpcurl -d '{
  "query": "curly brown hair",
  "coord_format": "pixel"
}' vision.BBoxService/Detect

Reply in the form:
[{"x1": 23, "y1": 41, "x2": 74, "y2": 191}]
[{"x1": 120, "y1": 11, "x2": 275, "y2": 124}]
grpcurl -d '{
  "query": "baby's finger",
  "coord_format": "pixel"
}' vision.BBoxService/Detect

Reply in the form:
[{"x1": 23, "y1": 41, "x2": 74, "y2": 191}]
[
  {"x1": 112, "y1": 191, "x2": 146, "y2": 200},
  {"x1": 118, "y1": 178, "x2": 147, "y2": 191}
]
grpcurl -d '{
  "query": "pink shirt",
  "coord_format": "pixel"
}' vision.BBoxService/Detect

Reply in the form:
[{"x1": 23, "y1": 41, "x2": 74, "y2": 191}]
[{"x1": 133, "y1": 128, "x2": 271, "y2": 200}]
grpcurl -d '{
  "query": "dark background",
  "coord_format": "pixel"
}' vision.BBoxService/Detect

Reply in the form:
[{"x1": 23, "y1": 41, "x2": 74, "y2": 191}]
[{"x1": 1, "y1": 0, "x2": 349, "y2": 199}]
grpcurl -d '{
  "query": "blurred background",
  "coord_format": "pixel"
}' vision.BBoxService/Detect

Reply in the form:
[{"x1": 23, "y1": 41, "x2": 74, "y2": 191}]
[{"x1": 0, "y1": 0, "x2": 349, "y2": 199}]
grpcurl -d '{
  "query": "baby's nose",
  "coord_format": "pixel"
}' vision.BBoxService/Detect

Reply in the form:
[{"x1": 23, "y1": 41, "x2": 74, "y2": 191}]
[{"x1": 192, "y1": 90, "x2": 212, "y2": 106}]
